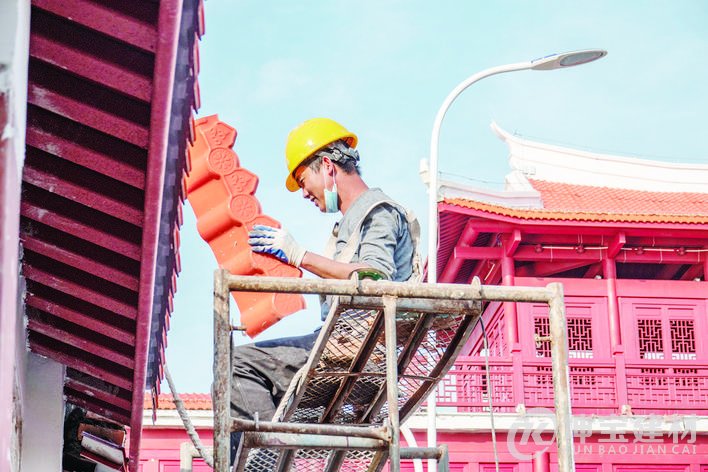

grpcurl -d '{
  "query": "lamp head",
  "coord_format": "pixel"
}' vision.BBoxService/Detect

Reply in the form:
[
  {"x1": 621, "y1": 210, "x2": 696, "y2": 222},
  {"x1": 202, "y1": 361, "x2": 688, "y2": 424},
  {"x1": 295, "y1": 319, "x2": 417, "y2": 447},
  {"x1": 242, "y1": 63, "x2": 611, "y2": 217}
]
[{"x1": 531, "y1": 49, "x2": 607, "y2": 71}]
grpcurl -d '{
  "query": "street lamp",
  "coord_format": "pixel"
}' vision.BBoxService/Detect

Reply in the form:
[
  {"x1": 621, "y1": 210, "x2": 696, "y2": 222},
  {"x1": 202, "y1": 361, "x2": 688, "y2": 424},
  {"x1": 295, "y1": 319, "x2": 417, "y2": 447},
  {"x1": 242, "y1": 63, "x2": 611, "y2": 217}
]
[{"x1": 424, "y1": 49, "x2": 607, "y2": 472}]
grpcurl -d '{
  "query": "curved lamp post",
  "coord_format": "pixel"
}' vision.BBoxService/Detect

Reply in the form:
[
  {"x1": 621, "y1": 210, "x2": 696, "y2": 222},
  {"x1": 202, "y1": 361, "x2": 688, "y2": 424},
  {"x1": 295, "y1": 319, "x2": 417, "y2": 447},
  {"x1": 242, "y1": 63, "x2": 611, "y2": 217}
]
[{"x1": 424, "y1": 49, "x2": 607, "y2": 472}]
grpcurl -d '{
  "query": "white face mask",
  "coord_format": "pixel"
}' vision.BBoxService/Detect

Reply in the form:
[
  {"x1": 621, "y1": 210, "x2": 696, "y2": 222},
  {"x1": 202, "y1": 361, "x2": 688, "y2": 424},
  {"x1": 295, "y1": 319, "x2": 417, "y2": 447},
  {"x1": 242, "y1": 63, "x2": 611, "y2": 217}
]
[{"x1": 322, "y1": 166, "x2": 339, "y2": 213}]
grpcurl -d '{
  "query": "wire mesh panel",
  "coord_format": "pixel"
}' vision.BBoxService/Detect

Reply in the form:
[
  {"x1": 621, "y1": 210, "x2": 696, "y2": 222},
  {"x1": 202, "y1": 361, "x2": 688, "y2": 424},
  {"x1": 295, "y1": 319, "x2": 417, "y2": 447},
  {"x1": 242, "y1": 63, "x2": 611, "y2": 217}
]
[{"x1": 235, "y1": 295, "x2": 479, "y2": 471}]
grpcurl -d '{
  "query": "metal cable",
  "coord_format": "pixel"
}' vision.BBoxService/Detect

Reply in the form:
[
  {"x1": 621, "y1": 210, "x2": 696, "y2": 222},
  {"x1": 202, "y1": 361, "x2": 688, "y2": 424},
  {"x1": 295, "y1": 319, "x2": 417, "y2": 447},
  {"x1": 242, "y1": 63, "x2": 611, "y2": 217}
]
[
  {"x1": 479, "y1": 316, "x2": 500, "y2": 472},
  {"x1": 164, "y1": 364, "x2": 215, "y2": 468}
]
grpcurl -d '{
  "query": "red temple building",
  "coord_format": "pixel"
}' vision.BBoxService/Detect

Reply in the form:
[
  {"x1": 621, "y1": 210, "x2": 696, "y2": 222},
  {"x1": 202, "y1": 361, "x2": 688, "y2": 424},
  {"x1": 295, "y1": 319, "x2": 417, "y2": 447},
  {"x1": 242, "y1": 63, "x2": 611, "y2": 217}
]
[{"x1": 405, "y1": 122, "x2": 708, "y2": 471}]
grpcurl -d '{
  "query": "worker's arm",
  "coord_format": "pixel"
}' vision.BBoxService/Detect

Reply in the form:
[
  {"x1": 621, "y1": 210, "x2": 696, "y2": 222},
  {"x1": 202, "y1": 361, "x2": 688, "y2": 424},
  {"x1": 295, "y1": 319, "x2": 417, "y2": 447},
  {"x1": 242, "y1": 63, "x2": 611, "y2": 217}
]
[
  {"x1": 299, "y1": 251, "x2": 371, "y2": 280},
  {"x1": 249, "y1": 205, "x2": 405, "y2": 281},
  {"x1": 247, "y1": 225, "x2": 374, "y2": 279},
  {"x1": 301, "y1": 206, "x2": 407, "y2": 280}
]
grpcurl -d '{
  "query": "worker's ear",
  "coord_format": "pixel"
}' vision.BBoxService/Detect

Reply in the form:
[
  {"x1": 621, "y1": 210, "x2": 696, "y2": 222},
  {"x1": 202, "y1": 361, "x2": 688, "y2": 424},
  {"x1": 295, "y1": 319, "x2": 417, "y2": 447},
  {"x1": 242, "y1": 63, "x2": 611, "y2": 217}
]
[{"x1": 321, "y1": 156, "x2": 336, "y2": 175}]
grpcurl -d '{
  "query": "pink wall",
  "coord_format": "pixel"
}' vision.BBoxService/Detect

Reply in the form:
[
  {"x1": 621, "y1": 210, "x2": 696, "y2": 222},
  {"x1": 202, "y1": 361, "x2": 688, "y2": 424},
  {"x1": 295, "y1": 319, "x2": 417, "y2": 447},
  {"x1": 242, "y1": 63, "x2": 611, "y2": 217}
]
[
  {"x1": 0, "y1": 1, "x2": 31, "y2": 468},
  {"x1": 389, "y1": 431, "x2": 708, "y2": 472},
  {"x1": 139, "y1": 427, "x2": 213, "y2": 471}
]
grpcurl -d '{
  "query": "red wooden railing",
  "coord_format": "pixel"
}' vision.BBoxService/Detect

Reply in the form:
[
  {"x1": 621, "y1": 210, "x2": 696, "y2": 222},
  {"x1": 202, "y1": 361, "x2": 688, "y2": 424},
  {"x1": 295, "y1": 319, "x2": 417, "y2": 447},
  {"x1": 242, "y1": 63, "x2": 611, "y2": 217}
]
[{"x1": 435, "y1": 357, "x2": 708, "y2": 415}]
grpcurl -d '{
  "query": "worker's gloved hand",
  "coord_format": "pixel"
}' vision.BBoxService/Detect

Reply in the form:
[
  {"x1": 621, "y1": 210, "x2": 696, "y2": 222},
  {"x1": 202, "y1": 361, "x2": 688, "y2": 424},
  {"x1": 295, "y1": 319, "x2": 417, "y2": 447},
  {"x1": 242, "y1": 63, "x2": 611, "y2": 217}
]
[{"x1": 248, "y1": 225, "x2": 306, "y2": 267}]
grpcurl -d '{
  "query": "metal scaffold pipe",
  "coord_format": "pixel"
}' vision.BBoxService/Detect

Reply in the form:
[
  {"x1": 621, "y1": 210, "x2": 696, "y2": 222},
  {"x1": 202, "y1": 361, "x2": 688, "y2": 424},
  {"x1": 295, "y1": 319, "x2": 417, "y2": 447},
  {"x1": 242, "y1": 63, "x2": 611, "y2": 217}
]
[{"x1": 224, "y1": 274, "x2": 555, "y2": 303}]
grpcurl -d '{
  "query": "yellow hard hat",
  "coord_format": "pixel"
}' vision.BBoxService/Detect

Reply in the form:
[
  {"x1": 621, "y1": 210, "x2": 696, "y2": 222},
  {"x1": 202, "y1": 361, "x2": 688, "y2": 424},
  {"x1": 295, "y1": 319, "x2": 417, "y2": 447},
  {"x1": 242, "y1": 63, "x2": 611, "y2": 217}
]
[{"x1": 285, "y1": 118, "x2": 358, "y2": 192}]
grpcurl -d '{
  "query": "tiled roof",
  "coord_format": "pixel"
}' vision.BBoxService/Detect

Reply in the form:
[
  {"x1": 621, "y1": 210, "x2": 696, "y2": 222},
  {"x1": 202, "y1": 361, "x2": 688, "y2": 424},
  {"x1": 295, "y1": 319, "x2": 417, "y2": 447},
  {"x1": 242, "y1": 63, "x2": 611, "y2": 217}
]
[
  {"x1": 445, "y1": 179, "x2": 708, "y2": 224},
  {"x1": 145, "y1": 393, "x2": 212, "y2": 411}
]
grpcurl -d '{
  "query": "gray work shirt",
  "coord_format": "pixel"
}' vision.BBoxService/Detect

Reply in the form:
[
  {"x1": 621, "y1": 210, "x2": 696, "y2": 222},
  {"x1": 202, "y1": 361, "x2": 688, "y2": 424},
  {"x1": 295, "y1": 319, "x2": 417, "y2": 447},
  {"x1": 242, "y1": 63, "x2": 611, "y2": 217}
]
[{"x1": 321, "y1": 188, "x2": 415, "y2": 319}]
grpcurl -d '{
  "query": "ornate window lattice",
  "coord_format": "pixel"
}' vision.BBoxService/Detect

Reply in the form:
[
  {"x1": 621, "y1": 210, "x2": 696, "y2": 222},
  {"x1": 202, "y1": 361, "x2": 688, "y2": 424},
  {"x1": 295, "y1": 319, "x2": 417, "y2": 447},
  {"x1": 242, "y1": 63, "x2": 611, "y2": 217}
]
[
  {"x1": 670, "y1": 319, "x2": 696, "y2": 360},
  {"x1": 637, "y1": 318, "x2": 663, "y2": 359},
  {"x1": 534, "y1": 317, "x2": 592, "y2": 358},
  {"x1": 568, "y1": 318, "x2": 593, "y2": 358},
  {"x1": 636, "y1": 317, "x2": 697, "y2": 360},
  {"x1": 534, "y1": 317, "x2": 550, "y2": 358}
]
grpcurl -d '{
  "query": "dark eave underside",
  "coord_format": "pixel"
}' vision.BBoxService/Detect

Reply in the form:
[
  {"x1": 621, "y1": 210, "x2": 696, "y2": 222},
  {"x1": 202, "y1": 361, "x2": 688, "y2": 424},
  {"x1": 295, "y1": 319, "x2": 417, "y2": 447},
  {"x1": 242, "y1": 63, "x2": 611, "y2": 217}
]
[{"x1": 20, "y1": 1, "x2": 202, "y2": 458}]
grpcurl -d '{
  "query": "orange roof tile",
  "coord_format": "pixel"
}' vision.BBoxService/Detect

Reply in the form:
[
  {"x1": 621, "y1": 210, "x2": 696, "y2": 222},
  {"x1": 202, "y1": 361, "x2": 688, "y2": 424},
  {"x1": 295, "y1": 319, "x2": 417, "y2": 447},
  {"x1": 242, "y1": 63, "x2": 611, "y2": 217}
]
[
  {"x1": 445, "y1": 180, "x2": 708, "y2": 224},
  {"x1": 185, "y1": 115, "x2": 306, "y2": 337},
  {"x1": 144, "y1": 393, "x2": 212, "y2": 411}
]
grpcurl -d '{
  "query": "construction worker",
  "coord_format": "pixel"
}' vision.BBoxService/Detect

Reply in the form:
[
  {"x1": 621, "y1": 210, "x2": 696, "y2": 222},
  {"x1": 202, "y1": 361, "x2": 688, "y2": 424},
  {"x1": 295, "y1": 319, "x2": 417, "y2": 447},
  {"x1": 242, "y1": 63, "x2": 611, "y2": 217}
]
[{"x1": 229, "y1": 117, "x2": 419, "y2": 462}]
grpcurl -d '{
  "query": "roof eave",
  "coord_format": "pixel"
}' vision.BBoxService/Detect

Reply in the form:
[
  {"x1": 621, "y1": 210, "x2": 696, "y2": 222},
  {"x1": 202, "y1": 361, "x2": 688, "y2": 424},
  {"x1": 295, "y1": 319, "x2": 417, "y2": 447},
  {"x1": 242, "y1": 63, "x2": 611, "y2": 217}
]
[{"x1": 128, "y1": 0, "x2": 183, "y2": 467}]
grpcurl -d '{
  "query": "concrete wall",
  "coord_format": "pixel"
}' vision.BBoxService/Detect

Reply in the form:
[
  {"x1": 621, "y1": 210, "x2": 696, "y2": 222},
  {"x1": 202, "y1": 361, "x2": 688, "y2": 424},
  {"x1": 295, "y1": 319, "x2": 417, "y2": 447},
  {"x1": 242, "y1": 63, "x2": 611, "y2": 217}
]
[
  {"x1": 0, "y1": 1, "x2": 31, "y2": 471},
  {"x1": 20, "y1": 354, "x2": 66, "y2": 472}
]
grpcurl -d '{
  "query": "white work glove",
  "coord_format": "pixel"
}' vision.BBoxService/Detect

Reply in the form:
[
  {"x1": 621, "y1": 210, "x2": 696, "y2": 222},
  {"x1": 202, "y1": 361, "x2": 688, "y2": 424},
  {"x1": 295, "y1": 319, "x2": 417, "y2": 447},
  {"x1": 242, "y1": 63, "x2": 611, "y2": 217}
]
[{"x1": 248, "y1": 225, "x2": 307, "y2": 267}]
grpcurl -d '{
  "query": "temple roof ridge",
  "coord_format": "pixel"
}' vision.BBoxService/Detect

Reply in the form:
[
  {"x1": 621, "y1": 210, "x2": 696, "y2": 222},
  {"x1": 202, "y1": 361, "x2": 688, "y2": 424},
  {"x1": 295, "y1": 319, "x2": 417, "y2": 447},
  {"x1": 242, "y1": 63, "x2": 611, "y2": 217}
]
[{"x1": 492, "y1": 121, "x2": 708, "y2": 194}]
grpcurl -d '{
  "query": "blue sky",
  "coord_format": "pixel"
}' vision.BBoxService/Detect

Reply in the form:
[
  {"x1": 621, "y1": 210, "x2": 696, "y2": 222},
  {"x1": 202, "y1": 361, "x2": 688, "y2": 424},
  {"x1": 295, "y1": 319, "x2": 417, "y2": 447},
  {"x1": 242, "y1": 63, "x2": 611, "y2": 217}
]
[{"x1": 163, "y1": 1, "x2": 708, "y2": 393}]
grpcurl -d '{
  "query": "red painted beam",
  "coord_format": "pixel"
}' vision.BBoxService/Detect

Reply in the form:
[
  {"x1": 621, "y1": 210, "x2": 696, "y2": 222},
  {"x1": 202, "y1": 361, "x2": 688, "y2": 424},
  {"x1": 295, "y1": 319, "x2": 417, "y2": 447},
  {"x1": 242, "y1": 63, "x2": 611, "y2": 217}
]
[
  {"x1": 519, "y1": 233, "x2": 708, "y2": 248},
  {"x1": 65, "y1": 377, "x2": 132, "y2": 412},
  {"x1": 454, "y1": 243, "x2": 706, "y2": 265},
  {"x1": 64, "y1": 393, "x2": 131, "y2": 426},
  {"x1": 516, "y1": 260, "x2": 593, "y2": 277},
  {"x1": 447, "y1": 218, "x2": 514, "y2": 234},
  {"x1": 453, "y1": 246, "x2": 503, "y2": 260},
  {"x1": 584, "y1": 263, "x2": 603, "y2": 279},
  {"x1": 29, "y1": 342, "x2": 132, "y2": 391},
  {"x1": 22, "y1": 238, "x2": 139, "y2": 291},
  {"x1": 21, "y1": 201, "x2": 141, "y2": 260},
  {"x1": 33, "y1": 0, "x2": 158, "y2": 53},
  {"x1": 23, "y1": 165, "x2": 143, "y2": 226},
  {"x1": 30, "y1": 35, "x2": 152, "y2": 102},
  {"x1": 514, "y1": 246, "x2": 705, "y2": 265},
  {"x1": 608, "y1": 232, "x2": 626, "y2": 258},
  {"x1": 28, "y1": 82, "x2": 149, "y2": 148},
  {"x1": 25, "y1": 126, "x2": 145, "y2": 190},
  {"x1": 654, "y1": 264, "x2": 683, "y2": 280},
  {"x1": 505, "y1": 229, "x2": 522, "y2": 256},
  {"x1": 616, "y1": 248, "x2": 705, "y2": 265},
  {"x1": 466, "y1": 258, "x2": 501, "y2": 285},
  {"x1": 27, "y1": 317, "x2": 134, "y2": 368},
  {"x1": 23, "y1": 265, "x2": 138, "y2": 319},
  {"x1": 681, "y1": 264, "x2": 703, "y2": 281},
  {"x1": 26, "y1": 293, "x2": 135, "y2": 345}
]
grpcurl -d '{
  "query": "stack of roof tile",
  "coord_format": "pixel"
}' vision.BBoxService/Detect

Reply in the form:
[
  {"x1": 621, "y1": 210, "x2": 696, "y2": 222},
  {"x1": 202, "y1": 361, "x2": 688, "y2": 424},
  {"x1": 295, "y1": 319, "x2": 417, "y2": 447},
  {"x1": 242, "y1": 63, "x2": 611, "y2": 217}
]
[{"x1": 185, "y1": 115, "x2": 305, "y2": 336}]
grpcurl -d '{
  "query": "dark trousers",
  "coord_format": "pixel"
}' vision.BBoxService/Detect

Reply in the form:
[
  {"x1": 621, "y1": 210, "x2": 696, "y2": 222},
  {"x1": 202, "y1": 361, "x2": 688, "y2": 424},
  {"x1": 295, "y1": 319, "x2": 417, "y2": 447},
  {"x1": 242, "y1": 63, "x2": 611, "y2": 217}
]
[{"x1": 230, "y1": 330, "x2": 319, "y2": 463}]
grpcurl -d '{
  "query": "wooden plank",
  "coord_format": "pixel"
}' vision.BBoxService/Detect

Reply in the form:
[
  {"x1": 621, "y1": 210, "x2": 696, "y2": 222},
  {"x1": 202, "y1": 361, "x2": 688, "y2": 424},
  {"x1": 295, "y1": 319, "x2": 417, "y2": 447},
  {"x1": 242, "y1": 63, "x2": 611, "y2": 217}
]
[
  {"x1": 29, "y1": 342, "x2": 132, "y2": 391},
  {"x1": 23, "y1": 265, "x2": 137, "y2": 319},
  {"x1": 28, "y1": 82, "x2": 149, "y2": 148},
  {"x1": 33, "y1": 0, "x2": 157, "y2": 52},
  {"x1": 30, "y1": 35, "x2": 151, "y2": 102},
  {"x1": 21, "y1": 201, "x2": 141, "y2": 261},
  {"x1": 28, "y1": 317, "x2": 134, "y2": 368}
]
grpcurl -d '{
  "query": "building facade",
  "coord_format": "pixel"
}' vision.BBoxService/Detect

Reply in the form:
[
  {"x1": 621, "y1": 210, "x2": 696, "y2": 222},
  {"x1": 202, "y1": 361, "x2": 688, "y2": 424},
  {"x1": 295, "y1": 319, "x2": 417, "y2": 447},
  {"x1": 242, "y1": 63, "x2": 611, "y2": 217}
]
[{"x1": 407, "y1": 123, "x2": 708, "y2": 471}]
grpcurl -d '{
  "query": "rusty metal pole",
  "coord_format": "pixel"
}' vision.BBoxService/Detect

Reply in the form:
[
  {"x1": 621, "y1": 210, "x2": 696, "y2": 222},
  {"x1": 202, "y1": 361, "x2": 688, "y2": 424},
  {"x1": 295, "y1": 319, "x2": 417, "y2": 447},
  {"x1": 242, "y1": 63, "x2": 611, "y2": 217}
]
[
  {"x1": 383, "y1": 295, "x2": 401, "y2": 472},
  {"x1": 225, "y1": 274, "x2": 553, "y2": 303},
  {"x1": 547, "y1": 282, "x2": 575, "y2": 472},
  {"x1": 213, "y1": 269, "x2": 231, "y2": 472},
  {"x1": 436, "y1": 444, "x2": 449, "y2": 472}
]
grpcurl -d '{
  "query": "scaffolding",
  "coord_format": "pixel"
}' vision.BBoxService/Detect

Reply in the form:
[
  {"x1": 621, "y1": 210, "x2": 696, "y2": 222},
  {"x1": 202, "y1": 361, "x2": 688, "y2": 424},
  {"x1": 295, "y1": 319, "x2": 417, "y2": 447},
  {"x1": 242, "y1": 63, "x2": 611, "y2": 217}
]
[{"x1": 211, "y1": 270, "x2": 574, "y2": 472}]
